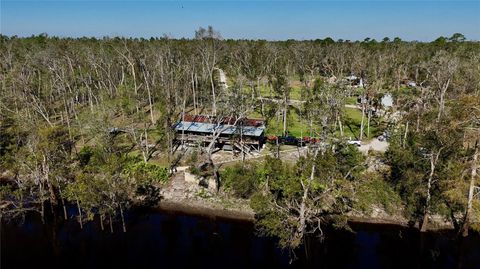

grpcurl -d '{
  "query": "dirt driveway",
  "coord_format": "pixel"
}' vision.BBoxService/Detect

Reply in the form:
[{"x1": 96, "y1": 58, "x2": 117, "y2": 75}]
[{"x1": 359, "y1": 138, "x2": 389, "y2": 154}]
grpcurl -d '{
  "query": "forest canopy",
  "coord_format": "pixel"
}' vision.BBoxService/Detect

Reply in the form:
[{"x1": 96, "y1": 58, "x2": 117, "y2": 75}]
[{"x1": 1, "y1": 31, "x2": 479, "y2": 244}]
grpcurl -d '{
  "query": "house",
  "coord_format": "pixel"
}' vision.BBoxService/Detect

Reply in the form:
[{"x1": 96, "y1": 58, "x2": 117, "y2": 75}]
[
  {"x1": 381, "y1": 93, "x2": 394, "y2": 108},
  {"x1": 345, "y1": 75, "x2": 365, "y2": 87},
  {"x1": 173, "y1": 115, "x2": 265, "y2": 153}
]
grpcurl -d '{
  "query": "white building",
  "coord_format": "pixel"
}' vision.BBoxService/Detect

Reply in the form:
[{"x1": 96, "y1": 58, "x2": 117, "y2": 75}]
[{"x1": 381, "y1": 93, "x2": 394, "y2": 108}]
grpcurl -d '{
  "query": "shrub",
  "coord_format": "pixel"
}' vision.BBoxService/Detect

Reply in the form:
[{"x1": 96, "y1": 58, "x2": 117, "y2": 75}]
[
  {"x1": 222, "y1": 163, "x2": 260, "y2": 199},
  {"x1": 124, "y1": 161, "x2": 169, "y2": 185}
]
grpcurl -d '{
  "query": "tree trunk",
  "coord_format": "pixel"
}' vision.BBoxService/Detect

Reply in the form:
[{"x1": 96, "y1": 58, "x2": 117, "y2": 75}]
[
  {"x1": 131, "y1": 62, "x2": 137, "y2": 95},
  {"x1": 62, "y1": 199, "x2": 67, "y2": 220},
  {"x1": 195, "y1": 72, "x2": 201, "y2": 109},
  {"x1": 421, "y1": 151, "x2": 440, "y2": 232},
  {"x1": 403, "y1": 121, "x2": 409, "y2": 148},
  {"x1": 276, "y1": 137, "x2": 280, "y2": 159},
  {"x1": 462, "y1": 144, "x2": 478, "y2": 237},
  {"x1": 76, "y1": 197, "x2": 83, "y2": 229},
  {"x1": 283, "y1": 98, "x2": 288, "y2": 136},
  {"x1": 143, "y1": 70, "x2": 155, "y2": 124},
  {"x1": 191, "y1": 72, "x2": 197, "y2": 115},
  {"x1": 338, "y1": 115, "x2": 344, "y2": 137},
  {"x1": 39, "y1": 183, "x2": 45, "y2": 224},
  {"x1": 295, "y1": 149, "x2": 318, "y2": 245},
  {"x1": 58, "y1": 187, "x2": 67, "y2": 220},
  {"x1": 210, "y1": 70, "x2": 217, "y2": 115},
  {"x1": 119, "y1": 204, "x2": 127, "y2": 233},
  {"x1": 367, "y1": 108, "x2": 371, "y2": 139},
  {"x1": 214, "y1": 164, "x2": 221, "y2": 194},
  {"x1": 437, "y1": 79, "x2": 450, "y2": 122},
  {"x1": 55, "y1": 177, "x2": 68, "y2": 220},
  {"x1": 360, "y1": 103, "x2": 366, "y2": 140},
  {"x1": 40, "y1": 198, "x2": 45, "y2": 224},
  {"x1": 100, "y1": 213, "x2": 105, "y2": 231},
  {"x1": 43, "y1": 155, "x2": 58, "y2": 206},
  {"x1": 109, "y1": 214, "x2": 114, "y2": 233},
  {"x1": 144, "y1": 127, "x2": 148, "y2": 163}
]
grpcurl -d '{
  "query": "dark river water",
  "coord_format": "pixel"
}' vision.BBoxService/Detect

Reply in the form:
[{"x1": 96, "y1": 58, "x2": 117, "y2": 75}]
[{"x1": 1, "y1": 208, "x2": 480, "y2": 269}]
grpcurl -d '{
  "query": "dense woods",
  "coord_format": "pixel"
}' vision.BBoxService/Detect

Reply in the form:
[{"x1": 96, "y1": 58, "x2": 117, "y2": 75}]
[{"x1": 1, "y1": 30, "x2": 479, "y2": 247}]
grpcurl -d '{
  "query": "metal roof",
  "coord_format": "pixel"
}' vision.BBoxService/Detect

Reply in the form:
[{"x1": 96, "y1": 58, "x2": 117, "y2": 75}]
[
  {"x1": 174, "y1": 121, "x2": 264, "y2": 137},
  {"x1": 182, "y1": 114, "x2": 265, "y2": 127}
]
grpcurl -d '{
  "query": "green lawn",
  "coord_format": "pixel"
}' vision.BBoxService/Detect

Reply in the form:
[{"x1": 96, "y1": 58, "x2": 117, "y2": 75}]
[
  {"x1": 263, "y1": 107, "x2": 320, "y2": 137},
  {"x1": 241, "y1": 78, "x2": 386, "y2": 140},
  {"x1": 252, "y1": 105, "x2": 385, "y2": 140},
  {"x1": 343, "y1": 107, "x2": 385, "y2": 140},
  {"x1": 258, "y1": 84, "x2": 304, "y2": 101},
  {"x1": 345, "y1": 107, "x2": 363, "y2": 122},
  {"x1": 346, "y1": 96, "x2": 358, "y2": 105}
]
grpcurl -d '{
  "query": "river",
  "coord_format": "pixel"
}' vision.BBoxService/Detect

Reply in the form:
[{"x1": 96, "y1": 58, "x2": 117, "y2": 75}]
[{"x1": 2, "y1": 209, "x2": 479, "y2": 269}]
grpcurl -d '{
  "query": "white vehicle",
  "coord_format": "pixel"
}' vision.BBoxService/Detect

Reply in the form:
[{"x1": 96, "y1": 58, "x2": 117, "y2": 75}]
[{"x1": 348, "y1": 140, "x2": 362, "y2": 146}]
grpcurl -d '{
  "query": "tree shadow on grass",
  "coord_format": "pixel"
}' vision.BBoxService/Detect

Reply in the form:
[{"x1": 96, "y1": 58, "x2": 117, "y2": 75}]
[{"x1": 344, "y1": 118, "x2": 360, "y2": 140}]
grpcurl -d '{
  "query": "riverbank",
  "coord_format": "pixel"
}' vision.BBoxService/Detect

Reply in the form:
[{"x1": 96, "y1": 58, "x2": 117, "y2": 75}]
[
  {"x1": 158, "y1": 196, "x2": 457, "y2": 231},
  {"x1": 158, "y1": 169, "x2": 461, "y2": 231},
  {"x1": 158, "y1": 199, "x2": 254, "y2": 221},
  {"x1": 157, "y1": 168, "x2": 254, "y2": 221}
]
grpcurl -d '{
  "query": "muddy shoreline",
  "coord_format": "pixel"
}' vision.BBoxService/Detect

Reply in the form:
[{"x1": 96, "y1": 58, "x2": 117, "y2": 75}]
[
  {"x1": 156, "y1": 197, "x2": 459, "y2": 231},
  {"x1": 157, "y1": 199, "x2": 255, "y2": 221},
  {"x1": 157, "y1": 169, "x2": 462, "y2": 232}
]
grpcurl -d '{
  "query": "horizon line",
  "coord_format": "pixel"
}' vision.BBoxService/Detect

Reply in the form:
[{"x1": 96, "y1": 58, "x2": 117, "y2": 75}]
[{"x1": 2, "y1": 33, "x2": 478, "y2": 43}]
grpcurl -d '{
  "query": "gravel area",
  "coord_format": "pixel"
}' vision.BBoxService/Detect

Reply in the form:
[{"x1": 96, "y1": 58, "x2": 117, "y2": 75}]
[{"x1": 359, "y1": 138, "x2": 389, "y2": 154}]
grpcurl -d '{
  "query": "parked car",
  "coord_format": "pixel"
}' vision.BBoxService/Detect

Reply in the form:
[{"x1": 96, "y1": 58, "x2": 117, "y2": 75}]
[
  {"x1": 280, "y1": 136, "x2": 298, "y2": 145},
  {"x1": 266, "y1": 135, "x2": 278, "y2": 143},
  {"x1": 348, "y1": 140, "x2": 362, "y2": 146},
  {"x1": 301, "y1": 136, "x2": 320, "y2": 144}
]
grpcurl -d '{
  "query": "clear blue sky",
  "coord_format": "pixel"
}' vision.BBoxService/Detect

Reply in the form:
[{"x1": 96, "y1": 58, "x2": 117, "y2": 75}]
[{"x1": 1, "y1": 0, "x2": 479, "y2": 41}]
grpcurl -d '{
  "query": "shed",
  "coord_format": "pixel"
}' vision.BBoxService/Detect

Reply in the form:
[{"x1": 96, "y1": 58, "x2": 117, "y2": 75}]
[{"x1": 381, "y1": 93, "x2": 394, "y2": 108}]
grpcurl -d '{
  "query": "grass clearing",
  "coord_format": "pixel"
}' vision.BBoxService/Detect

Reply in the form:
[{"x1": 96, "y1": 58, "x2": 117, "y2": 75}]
[
  {"x1": 264, "y1": 107, "x2": 318, "y2": 137},
  {"x1": 346, "y1": 96, "x2": 358, "y2": 105},
  {"x1": 343, "y1": 107, "x2": 386, "y2": 140},
  {"x1": 257, "y1": 84, "x2": 304, "y2": 101}
]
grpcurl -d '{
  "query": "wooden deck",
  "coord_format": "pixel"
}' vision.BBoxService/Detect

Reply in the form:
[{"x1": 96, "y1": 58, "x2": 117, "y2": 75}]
[{"x1": 174, "y1": 133, "x2": 263, "y2": 153}]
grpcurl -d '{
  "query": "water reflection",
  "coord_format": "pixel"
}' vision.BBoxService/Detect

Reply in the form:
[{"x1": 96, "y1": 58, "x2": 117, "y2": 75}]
[{"x1": 2, "y1": 210, "x2": 479, "y2": 269}]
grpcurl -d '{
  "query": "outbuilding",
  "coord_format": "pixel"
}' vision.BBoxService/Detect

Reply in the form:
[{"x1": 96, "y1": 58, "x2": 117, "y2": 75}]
[{"x1": 173, "y1": 115, "x2": 265, "y2": 153}]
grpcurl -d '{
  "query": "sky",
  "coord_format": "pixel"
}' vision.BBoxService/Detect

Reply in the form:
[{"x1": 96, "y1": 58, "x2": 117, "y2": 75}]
[{"x1": 1, "y1": 0, "x2": 479, "y2": 41}]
